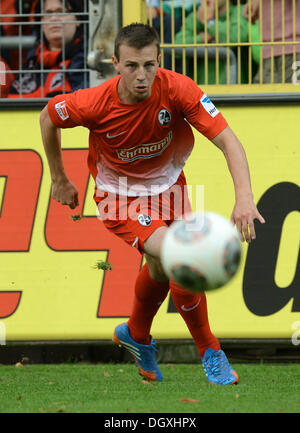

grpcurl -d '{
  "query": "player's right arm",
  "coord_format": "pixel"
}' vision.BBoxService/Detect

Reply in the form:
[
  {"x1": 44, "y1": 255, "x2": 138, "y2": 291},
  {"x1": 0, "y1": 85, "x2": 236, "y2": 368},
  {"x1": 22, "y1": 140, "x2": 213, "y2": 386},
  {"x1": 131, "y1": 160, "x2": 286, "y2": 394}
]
[{"x1": 40, "y1": 105, "x2": 79, "y2": 209}]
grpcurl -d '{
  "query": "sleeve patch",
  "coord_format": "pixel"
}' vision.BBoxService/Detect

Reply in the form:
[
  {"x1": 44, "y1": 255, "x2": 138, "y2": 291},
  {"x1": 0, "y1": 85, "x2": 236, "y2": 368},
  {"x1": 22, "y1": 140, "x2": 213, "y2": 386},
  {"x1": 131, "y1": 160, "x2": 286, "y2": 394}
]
[
  {"x1": 200, "y1": 94, "x2": 219, "y2": 118},
  {"x1": 55, "y1": 100, "x2": 69, "y2": 120}
]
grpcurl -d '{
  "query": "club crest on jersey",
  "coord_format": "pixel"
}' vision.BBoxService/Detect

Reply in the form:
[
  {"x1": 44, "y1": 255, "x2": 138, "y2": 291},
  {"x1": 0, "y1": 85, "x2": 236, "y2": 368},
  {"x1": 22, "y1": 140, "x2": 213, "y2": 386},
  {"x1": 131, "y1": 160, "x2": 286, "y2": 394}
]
[
  {"x1": 158, "y1": 109, "x2": 171, "y2": 126},
  {"x1": 137, "y1": 214, "x2": 152, "y2": 226}
]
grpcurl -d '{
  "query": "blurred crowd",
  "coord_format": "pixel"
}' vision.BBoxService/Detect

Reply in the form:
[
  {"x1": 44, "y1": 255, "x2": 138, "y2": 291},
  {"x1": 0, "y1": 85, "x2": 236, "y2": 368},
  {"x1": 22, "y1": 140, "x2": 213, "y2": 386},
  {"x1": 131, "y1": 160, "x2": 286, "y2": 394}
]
[
  {"x1": 1, "y1": 0, "x2": 299, "y2": 98},
  {"x1": 0, "y1": 0, "x2": 88, "y2": 98},
  {"x1": 149, "y1": 0, "x2": 300, "y2": 85}
]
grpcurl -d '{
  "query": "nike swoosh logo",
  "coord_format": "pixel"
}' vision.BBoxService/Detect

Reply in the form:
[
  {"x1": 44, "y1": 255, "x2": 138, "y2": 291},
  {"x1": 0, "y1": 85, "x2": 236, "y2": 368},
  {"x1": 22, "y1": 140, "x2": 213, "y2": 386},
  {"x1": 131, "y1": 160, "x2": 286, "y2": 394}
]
[
  {"x1": 106, "y1": 131, "x2": 127, "y2": 139},
  {"x1": 181, "y1": 298, "x2": 201, "y2": 312}
]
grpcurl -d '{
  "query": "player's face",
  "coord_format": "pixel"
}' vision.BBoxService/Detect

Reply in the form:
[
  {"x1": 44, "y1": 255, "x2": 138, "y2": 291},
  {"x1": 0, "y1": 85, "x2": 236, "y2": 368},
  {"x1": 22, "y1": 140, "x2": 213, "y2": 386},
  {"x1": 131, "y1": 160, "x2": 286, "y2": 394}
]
[{"x1": 113, "y1": 43, "x2": 161, "y2": 104}]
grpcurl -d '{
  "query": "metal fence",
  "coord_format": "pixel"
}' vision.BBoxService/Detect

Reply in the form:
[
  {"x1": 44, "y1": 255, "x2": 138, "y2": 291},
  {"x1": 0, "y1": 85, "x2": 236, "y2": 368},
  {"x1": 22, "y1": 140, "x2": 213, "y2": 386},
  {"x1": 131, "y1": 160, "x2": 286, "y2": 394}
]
[
  {"x1": 0, "y1": 0, "x2": 300, "y2": 103},
  {"x1": 148, "y1": 0, "x2": 300, "y2": 86},
  {"x1": 0, "y1": 0, "x2": 90, "y2": 99}
]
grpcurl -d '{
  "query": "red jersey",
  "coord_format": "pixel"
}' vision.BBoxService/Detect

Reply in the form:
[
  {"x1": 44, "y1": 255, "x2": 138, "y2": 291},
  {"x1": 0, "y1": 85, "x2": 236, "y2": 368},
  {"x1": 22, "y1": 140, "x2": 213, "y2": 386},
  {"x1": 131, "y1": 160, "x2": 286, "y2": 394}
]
[{"x1": 47, "y1": 68, "x2": 227, "y2": 198}]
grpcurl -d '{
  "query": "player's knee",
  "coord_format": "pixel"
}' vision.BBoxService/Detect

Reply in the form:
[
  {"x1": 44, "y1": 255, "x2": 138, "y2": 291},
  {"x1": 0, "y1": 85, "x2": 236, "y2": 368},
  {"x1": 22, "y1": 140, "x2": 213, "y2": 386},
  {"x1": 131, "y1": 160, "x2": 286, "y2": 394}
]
[{"x1": 145, "y1": 254, "x2": 169, "y2": 283}]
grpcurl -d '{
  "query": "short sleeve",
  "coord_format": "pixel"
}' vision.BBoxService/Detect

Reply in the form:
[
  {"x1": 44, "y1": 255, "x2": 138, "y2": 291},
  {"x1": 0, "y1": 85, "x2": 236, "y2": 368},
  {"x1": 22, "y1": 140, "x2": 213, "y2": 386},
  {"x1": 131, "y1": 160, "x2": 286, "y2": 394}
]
[
  {"x1": 174, "y1": 74, "x2": 228, "y2": 140},
  {"x1": 47, "y1": 89, "x2": 90, "y2": 129}
]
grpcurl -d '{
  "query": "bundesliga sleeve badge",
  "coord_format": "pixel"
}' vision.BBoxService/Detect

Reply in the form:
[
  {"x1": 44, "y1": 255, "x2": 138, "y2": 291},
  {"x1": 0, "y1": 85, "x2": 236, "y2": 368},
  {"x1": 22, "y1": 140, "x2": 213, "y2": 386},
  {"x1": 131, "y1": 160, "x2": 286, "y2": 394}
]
[
  {"x1": 55, "y1": 100, "x2": 69, "y2": 121},
  {"x1": 200, "y1": 94, "x2": 219, "y2": 118}
]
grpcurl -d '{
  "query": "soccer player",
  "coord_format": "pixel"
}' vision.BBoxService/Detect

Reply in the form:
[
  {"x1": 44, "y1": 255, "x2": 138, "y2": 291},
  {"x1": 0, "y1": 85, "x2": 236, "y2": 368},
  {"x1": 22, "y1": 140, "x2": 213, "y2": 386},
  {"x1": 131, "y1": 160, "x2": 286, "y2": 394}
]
[{"x1": 40, "y1": 23, "x2": 265, "y2": 385}]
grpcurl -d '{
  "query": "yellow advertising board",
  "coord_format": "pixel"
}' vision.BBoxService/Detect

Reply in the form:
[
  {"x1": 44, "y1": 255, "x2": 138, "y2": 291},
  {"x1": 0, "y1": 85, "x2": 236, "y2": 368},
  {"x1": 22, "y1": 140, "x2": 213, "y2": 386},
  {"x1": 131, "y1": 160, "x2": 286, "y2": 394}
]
[{"x1": 0, "y1": 105, "x2": 299, "y2": 342}]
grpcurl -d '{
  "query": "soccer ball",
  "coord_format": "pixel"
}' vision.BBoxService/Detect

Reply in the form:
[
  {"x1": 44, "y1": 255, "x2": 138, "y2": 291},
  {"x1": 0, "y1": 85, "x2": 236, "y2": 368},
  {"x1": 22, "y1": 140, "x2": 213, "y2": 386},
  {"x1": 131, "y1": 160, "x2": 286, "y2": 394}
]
[{"x1": 161, "y1": 212, "x2": 241, "y2": 292}]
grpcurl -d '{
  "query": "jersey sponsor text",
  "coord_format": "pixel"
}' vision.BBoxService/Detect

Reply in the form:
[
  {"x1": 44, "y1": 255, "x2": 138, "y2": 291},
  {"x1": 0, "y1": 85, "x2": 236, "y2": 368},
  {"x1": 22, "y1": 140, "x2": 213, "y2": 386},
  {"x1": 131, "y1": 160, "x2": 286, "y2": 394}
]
[{"x1": 116, "y1": 131, "x2": 172, "y2": 162}]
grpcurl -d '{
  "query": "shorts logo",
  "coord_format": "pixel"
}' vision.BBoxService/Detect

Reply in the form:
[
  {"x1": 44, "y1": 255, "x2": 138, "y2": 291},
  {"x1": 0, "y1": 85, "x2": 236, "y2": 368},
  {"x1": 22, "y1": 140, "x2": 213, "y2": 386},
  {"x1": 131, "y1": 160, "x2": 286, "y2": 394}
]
[
  {"x1": 137, "y1": 214, "x2": 152, "y2": 226},
  {"x1": 158, "y1": 109, "x2": 171, "y2": 126},
  {"x1": 55, "y1": 100, "x2": 69, "y2": 120},
  {"x1": 200, "y1": 94, "x2": 219, "y2": 118}
]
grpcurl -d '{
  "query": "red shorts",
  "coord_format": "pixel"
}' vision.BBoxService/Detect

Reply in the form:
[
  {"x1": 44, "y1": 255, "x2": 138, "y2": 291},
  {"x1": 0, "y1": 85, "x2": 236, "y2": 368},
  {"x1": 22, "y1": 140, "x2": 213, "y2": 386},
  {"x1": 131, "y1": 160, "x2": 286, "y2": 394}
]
[{"x1": 97, "y1": 171, "x2": 192, "y2": 254}]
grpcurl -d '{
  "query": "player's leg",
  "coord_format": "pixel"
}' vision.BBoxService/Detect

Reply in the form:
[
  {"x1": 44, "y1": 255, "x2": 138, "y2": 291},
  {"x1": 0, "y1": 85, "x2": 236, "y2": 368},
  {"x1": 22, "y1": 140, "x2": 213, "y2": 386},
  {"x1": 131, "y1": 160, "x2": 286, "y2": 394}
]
[
  {"x1": 127, "y1": 252, "x2": 169, "y2": 346},
  {"x1": 142, "y1": 229, "x2": 217, "y2": 351},
  {"x1": 169, "y1": 281, "x2": 238, "y2": 385},
  {"x1": 115, "y1": 229, "x2": 169, "y2": 381},
  {"x1": 110, "y1": 220, "x2": 170, "y2": 381},
  {"x1": 169, "y1": 280, "x2": 220, "y2": 356},
  {"x1": 143, "y1": 226, "x2": 239, "y2": 385},
  {"x1": 143, "y1": 227, "x2": 220, "y2": 357}
]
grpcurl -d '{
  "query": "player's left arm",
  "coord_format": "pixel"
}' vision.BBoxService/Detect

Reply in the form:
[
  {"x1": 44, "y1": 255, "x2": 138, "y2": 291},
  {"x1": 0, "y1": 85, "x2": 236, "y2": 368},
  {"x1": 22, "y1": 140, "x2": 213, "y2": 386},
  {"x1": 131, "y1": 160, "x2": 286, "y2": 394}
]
[{"x1": 211, "y1": 125, "x2": 265, "y2": 243}]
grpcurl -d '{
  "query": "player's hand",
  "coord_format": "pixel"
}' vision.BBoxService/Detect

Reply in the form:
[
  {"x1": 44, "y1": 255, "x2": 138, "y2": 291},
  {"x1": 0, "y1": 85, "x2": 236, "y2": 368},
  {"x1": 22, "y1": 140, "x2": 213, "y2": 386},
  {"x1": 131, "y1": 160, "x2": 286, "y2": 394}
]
[
  {"x1": 230, "y1": 198, "x2": 265, "y2": 243},
  {"x1": 51, "y1": 178, "x2": 79, "y2": 209}
]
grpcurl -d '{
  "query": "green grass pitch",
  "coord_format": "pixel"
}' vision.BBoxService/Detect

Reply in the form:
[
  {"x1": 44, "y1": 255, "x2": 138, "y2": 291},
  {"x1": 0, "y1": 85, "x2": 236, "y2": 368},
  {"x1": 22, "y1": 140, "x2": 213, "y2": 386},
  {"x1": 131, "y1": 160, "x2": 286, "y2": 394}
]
[{"x1": 0, "y1": 362, "x2": 300, "y2": 413}]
